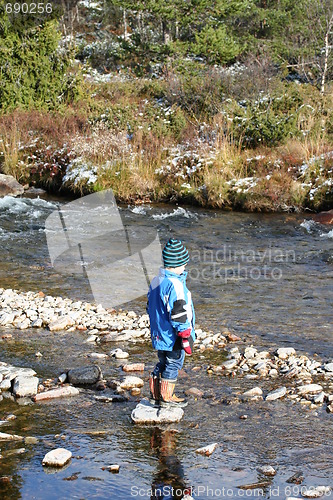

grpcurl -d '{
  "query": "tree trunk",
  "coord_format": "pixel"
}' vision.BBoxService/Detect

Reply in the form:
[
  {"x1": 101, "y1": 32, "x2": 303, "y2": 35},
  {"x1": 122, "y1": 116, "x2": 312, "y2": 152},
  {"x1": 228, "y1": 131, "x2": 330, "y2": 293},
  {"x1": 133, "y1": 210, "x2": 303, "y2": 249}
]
[
  {"x1": 123, "y1": 8, "x2": 128, "y2": 41},
  {"x1": 320, "y1": 13, "x2": 333, "y2": 94}
]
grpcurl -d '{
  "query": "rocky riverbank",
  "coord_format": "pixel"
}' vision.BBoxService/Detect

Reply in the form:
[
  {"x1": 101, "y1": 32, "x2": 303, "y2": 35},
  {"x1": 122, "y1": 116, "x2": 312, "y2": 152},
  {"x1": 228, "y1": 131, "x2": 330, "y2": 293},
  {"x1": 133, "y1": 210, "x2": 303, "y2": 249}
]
[{"x1": 1, "y1": 287, "x2": 333, "y2": 416}]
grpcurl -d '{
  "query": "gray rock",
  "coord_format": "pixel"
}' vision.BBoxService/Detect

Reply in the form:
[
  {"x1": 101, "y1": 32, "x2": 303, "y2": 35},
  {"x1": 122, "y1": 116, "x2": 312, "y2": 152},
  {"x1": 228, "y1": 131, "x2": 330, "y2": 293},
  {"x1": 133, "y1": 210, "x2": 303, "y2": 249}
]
[
  {"x1": 324, "y1": 362, "x2": 333, "y2": 372},
  {"x1": 266, "y1": 387, "x2": 287, "y2": 401},
  {"x1": 42, "y1": 448, "x2": 72, "y2": 467},
  {"x1": 13, "y1": 376, "x2": 39, "y2": 397},
  {"x1": 68, "y1": 365, "x2": 102, "y2": 385},
  {"x1": 131, "y1": 400, "x2": 184, "y2": 424},
  {"x1": 0, "y1": 174, "x2": 24, "y2": 197}
]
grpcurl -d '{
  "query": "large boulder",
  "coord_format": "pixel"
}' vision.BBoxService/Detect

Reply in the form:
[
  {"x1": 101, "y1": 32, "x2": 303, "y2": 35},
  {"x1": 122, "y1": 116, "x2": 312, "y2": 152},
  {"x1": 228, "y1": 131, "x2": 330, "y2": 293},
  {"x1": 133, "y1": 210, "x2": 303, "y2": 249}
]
[
  {"x1": 313, "y1": 209, "x2": 333, "y2": 225},
  {"x1": 67, "y1": 365, "x2": 102, "y2": 385},
  {"x1": 0, "y1": 174, "x2": 24, "y2": 197},
  {"x1": 131, "y1": 400, "x2": 184, "y2": 424}
]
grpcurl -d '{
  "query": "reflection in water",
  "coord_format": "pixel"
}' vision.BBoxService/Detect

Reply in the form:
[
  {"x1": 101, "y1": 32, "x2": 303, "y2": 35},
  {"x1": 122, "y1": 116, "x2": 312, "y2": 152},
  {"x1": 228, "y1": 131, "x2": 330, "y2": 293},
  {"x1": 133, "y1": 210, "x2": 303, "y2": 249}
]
[{"x1": 150, "y1": 427, "x2": 192, "y2": 500}]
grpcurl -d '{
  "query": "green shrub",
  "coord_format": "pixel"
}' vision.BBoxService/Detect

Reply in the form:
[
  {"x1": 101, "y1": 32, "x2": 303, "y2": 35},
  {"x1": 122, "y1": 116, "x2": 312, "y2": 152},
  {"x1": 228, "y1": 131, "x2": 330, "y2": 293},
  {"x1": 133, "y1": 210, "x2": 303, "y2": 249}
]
[{"x1": 0, "y1": 8, "x2": 79, "y2": 111}]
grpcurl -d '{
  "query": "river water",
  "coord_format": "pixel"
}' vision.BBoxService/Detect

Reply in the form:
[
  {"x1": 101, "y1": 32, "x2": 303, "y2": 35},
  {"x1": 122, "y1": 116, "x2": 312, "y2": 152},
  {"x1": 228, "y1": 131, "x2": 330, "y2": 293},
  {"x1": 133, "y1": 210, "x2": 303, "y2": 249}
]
[{"x1": 0, "y1": 194, "x2": 332, "y2": 499}]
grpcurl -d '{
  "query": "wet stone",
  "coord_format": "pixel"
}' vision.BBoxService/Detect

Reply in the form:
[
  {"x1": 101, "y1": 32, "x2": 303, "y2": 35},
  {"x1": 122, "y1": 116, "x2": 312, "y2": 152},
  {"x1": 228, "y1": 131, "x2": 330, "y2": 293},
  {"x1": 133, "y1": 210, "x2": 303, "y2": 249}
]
[
  {"x1": 120, "y1": 376, "x2": 144, "y2": 390},
  {"x1": 265, "y1": 387, "x2": 287, "y2": 401},
  {"x1": 257, "y1": 465, "x2": 276, "y2": 476},
  {"x1": 13, "y1": 376, "x2": 39, "y2": 398},
  {"x1": 42, "y1": 448, "x2": 72, "y2": 467},
  {"x1": 131, "y1": 400, "x2": 184, "y2": 424},
  {"x1": 68, "y1": 365, "x2": 102, "y2": 385}
]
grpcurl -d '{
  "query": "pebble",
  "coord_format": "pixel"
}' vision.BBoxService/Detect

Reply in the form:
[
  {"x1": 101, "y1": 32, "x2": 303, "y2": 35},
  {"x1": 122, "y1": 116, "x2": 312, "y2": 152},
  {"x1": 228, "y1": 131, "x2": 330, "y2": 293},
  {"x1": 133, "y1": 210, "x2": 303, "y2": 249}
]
[
  {"x1": 110, "y1": 349, "x2": 129, "y2": 359},
  {"x1": 87, "y1": 353, "x2": 108, "y2": 359},
  {"x1": 266, "y1": 387, "x2": 287, "y2": 401},
  {"x1": 122, "y1": 363, "x2": 145, "y2": 372},
  {"x1": 12, "y1": 376, "x2": 39, "y2": 398},
  {"x1": 58, "y1": 373, "x2": 67, "y2": 384},
  {"x1": 301, "y1": 486, "x2": 331, "y2": 498},
  {"x1": 101, "y1": 465, "x2": 120, "y2": 473},
  {"x1": 185, "y1": 387, "x2": 204, "y2": 398},
  {"x1": 42, "y1": 448, "x2": 72, "y2": 467},
  {"x1": 276, "y1": 347, "x2": 296, "y2": 359},
  {"x1": 222, "y1": 359, "x2": 238, "y2": 370},
  {"x1": 298, "y1": 384, "x2": 323, "y2": 395},
  {"x1": 257, "y1": 465, "x2": 276, "y2": 476},
  {"x1": 243, "y1": 387, "x2": 263, "y2": 397},
  {"x1": 195, "y1": 443, "x2": 218, "y2": 456},
  {"x1": 0, "y1": 432, "x2": 24, "y2": 441},
  {"x1": 120, "y1": 376, "x2": 144, "y2": 390},
  {"x1": 33, "y1": 386, "x2": 79, "y2": 401}
]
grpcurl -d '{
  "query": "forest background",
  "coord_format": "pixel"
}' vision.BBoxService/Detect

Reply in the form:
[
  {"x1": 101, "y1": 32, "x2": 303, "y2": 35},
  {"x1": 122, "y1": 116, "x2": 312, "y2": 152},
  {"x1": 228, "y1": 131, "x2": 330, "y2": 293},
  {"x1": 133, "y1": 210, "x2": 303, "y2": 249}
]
[{"x1": 0, "y1": 0, "x2": 332, "y2": 211}]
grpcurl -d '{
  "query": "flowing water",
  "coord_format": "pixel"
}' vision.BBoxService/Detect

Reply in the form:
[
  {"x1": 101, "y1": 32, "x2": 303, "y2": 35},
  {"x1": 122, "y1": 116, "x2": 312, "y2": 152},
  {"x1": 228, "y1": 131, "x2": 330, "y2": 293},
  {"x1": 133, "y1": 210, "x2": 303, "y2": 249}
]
[{"x1": 0, "y1": 194, "x2": 332, "y2": 499}]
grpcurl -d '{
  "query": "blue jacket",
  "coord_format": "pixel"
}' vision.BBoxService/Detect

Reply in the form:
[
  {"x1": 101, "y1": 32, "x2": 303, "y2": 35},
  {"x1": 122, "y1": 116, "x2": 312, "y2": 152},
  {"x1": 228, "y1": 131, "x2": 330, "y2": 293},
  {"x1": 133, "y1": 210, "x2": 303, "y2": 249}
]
[{"x1": 147, "y1": 268, "x2": 195, "y2": 351}]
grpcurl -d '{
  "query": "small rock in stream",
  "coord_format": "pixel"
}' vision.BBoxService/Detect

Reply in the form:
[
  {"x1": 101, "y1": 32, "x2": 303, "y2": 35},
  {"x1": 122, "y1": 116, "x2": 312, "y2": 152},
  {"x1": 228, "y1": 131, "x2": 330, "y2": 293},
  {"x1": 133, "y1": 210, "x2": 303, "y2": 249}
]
[
  {"x1": 68, "y1": 365, "x2": 102, "y2": 385},
  {"x1": 195, "y1": 443, "x2": 218, "y2": 456},
  {"x1": 257, "y1": 465, "x2": 276, "y2": 476},
  {"x1": 122, "y1": 363, "x2": 145, "y2": 372},
  {"x1": 12, "y1": 376, "x2": 39, "y2": 398},
  {"x1": 58, "y1": 373, "x2": 67, "y2": 384},
  {"x1": 286, "y1": 472, "x2": 304, "y2": 484},
  {"x1": 42, "y1": 448, "x2": 72, "y2": 467},
  {"x1": 298, "y1": 384, "x2": 323, "y2": 395},
  {"x1": 110, "y1": 348, "x2": 129, "y2": 359},
  {"x1": 265, "y1": 387, "x2": 287, "y2": 401},
  {"x1": 101, "y1": 465, "x2": 120, "y2": 473},
  {"x1": 0, "y1": 432, "x2": 24, "y2": 441},
  {"x1": 120, "y1": 376, "x2": 144, "y2": 390},
  {"x1": 33, "y1": 386, "x2": 79, "y2": 401},
  {"x1": 242, "y1": 387, "x2": 263, "y2": 398},
  {"x1": 131, "y1": 400, "x2": 184, "y2": 424},
  {"x1": 276, "y1": 347, "x2": 296, "y2": 359},
  {"x1": 185, "y1": 387, "x2": 204, "y2": 398},
  {"x1": 301, "y1": 486, "x2": 331, "y2": 498}
]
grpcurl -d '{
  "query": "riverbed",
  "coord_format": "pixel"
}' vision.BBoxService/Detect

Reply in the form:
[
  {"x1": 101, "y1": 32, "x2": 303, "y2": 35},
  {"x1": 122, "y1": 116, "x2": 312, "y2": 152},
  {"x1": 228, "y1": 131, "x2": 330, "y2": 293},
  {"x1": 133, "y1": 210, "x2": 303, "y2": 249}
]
[{"x1": 0, "y1": 194, "x2": 332, "y2": 499}]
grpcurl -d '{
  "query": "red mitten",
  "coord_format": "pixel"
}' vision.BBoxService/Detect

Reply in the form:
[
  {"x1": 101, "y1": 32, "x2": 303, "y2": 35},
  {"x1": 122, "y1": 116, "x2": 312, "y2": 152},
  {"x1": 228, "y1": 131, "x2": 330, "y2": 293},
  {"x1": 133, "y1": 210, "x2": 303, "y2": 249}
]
[
  {"x1": 177, "y1": 328, "x2": 191, "y2": 339},
  {"x1": 182, "y1": 335, "x2": 194, "y2": 355}
]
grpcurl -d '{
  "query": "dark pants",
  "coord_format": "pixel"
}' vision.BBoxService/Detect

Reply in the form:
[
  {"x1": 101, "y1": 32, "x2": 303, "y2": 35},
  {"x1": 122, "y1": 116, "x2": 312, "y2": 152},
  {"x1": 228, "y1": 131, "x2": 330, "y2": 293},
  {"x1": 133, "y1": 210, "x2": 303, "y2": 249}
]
[{"x1": 153, "y1": 349, "x2": 185, "y2": 380}]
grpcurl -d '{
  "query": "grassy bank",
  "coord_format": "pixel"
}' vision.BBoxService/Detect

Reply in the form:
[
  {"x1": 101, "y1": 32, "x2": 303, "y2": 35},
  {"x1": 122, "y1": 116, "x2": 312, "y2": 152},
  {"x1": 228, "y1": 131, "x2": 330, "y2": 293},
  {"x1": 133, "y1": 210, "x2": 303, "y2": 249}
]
[{"x1": 0, "y1": 64, "x2": 332, "y2": 212}]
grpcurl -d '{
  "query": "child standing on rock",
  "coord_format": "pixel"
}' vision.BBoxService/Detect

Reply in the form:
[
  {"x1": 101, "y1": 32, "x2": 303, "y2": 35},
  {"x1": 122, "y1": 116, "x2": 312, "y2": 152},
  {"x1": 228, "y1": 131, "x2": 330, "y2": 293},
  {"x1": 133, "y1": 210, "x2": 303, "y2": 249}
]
[{"x1": 147, "y1": 238, "x2": 196, "y2": 408}]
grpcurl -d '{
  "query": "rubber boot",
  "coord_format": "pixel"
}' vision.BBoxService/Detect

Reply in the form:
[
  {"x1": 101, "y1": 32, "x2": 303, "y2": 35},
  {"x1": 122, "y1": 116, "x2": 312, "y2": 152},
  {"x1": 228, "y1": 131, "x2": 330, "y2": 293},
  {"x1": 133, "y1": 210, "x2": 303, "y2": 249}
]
[
  {"x1": 149, "y1": 372, "x2": 160, "y2": 407},
  {"x1": 160, "y1": 378, "x2": 188, "y2": 408}
]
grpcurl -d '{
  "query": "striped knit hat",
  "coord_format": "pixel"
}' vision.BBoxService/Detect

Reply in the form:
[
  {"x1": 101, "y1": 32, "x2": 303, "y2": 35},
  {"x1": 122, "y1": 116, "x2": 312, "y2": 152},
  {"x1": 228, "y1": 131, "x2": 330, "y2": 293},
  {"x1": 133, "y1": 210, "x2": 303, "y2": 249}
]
[{"x1": 162, "y1": 238, "x2": 189, "y2": 268}]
